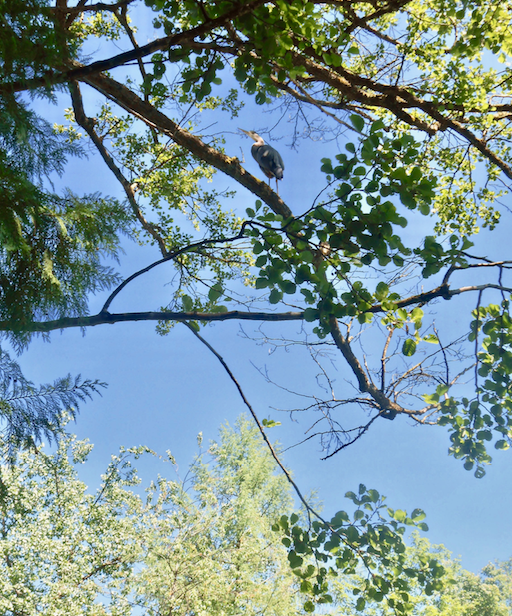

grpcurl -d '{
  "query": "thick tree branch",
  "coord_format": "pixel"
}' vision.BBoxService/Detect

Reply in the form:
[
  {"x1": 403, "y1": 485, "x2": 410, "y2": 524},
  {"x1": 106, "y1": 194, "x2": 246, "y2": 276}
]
[
  {"x1": 368, "y1": 283, "x2": 452, "y2": 313},
  {"x1": 5, "y1": 0, "x2": 511, "y2": 181},
  {"x1": 288, "y1": 48, "x2": 512, "y2": 179},
  {"x1": 0, "y1": 310, "x2": 305, "y2": 334},
  {"x1": 2, "y1": 269, "x2": 507, "y2": 336},
  {"x1": 0, "y1": 0, "x2": 268, "y2": 94},
  {"x1": 52, "y1": 0, "x2": 134, "y2": 16},
  {"x1": 329, "y1": 316, "x2": 423, "y2": 420},
  {"x1": 369, "y1": 279, "x2": 512, "y2": 314},
  {"x1": 73, "y1": 67, "x2": 293, "y2": 218}
]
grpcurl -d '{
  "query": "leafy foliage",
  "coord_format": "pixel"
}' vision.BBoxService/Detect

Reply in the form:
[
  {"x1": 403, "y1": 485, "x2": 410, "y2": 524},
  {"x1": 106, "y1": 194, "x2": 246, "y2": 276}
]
[
  {"x1": 419, "y1": 299, "x2": 512, "y2": 477},
  {"x1": 2, "y1": 414, "x2": 509, "y2": 616},
  {"x1": 332, "y1": 533, "x2": 512, "y2": 615},
  {"x1": 0, "y1": 416, "x2": 299, "y2": 615},
  {"x1": 1, "y1": 1, "x2": 512, "y2": 609},
  {"x1": 274, "y1": 486, "x2": 436, "y2": 615},
  {"x1": 0, "y1": 0, "x2": 71, "y2": 90},
  {"x1": 248, "y1": 123, "x2": 454, "y2": 329},
  {"x1": 0, "y1": 95, "x2": 133, "y2": 340},
  {"x1": 1, "y1": 0, "x2": 512, "y2": 472}
]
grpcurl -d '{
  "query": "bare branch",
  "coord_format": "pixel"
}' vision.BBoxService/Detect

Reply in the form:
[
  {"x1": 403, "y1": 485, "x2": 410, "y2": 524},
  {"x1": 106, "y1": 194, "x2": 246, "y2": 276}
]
[
  {"x1": 381, "y1": 329, "x2": 393, "y2": 392},
  {"x1": 100, "y1": 224, "x2": 252, "y2": 313},
  {"x1": 329, "y1": 316, "x2": 409, "y2": 420},
  {"x1": 0, "y1": 310, "x2": 305, "y2": 335},
  {"x1": 180, "y1": 322, "x2": 375, "y2": 568},
  {"x1": 181, "y1": 322, "x2": 312, "y2": 515},
  {"x1": 321, "y1": 414, "x2": 380, "y2": 459}
]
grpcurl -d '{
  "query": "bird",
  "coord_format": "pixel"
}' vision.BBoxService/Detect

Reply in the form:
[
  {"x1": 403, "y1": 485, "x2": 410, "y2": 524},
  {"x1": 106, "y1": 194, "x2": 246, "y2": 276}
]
[{"x1": 239, "y1": 129, "x2": 284, "y2": 194}]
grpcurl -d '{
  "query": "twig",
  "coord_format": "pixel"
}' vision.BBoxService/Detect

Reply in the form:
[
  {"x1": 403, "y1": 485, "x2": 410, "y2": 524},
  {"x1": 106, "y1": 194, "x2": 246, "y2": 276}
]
[
  {"x1": 101, "y1": 223, "x2": 251, "y2": 312},
  {"x1": 181, "y1": 322, "x2": 312, "y2": 518}
]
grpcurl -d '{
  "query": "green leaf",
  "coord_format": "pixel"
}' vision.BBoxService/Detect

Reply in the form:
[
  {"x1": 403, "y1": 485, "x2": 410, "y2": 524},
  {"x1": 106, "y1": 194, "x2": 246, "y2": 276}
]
[
  {"x1": 269, "y1": 289, "x2": 283, "y2": 304},
  {"x1": 281, "y1": 280, "x2": 297, "y2": 294},
  {"x1": 402, "y1": 338, "x2": 417, "y2": 356},
  {"x1": 411, "y1": 508, "x2": 426, "y2": 522},
  {"x1": 350, "y1": 114, "x2": 365, "y2": 133},
  {"x1": 394, "y1": 510, "x2": 406, "y2": 522},
  {"x1": 208, "y1": 283, "x2": 223, "y2": 303},
  {"x1": 182, "y1": 294, "x2": 193, "y2": 312},
  {"x1": 301, "y1": 580, "x2": 313, "y2": 593},
  {"x1": 262, "y1": 418, "x2": 281, "y2": 428},
  {"x1": 476, "y1": 430, "x2": 492, "y2": 441},
  {"x1": 320, "y1": 158, "x2": 333, "y2": 174},
  {"x1": 368, "y1": 489, "x2": 380, "y2": 503},
  {"x1": 375, "y1": 281, "x2": 389, "y2": 300},
  {"x1": 304, "y1": 308, "x2": 318, "y2": 322},
  {"x1": 288, "y1": 550, "x2": 304, "y2": 569},
  {"x1": 464, "y1": 459, "x2": 474, "y2": 471}
]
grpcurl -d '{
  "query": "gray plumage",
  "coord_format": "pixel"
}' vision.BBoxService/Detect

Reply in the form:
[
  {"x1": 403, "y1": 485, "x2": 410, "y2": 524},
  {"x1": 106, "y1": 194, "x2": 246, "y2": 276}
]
[{"x1": 240, "y1": 129, "x2": 284, "y2": 193}]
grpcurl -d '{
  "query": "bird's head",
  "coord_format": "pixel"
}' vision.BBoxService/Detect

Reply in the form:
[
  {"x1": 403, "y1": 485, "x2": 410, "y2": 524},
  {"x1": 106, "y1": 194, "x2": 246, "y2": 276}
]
[{"x1": 239, "y1": 128, "x2": 264, "y2": 143}]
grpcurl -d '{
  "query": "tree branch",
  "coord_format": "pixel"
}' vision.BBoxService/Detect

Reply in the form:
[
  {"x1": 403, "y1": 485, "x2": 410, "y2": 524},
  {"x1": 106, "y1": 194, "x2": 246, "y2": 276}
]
[
  {"x1": 329, "y1": 316, "x2": 412, "y2": 420},
  {"x1": 181, "y1": 321, "x2": 392, "y2": 573},
  {"x1": 1, "y1": 271, "x2": 506, "y2": 336},
  {"x1": 100, "y1": 225, "x2": 252, "y2": 313},
  {"x1": 74, "y1": 67, "x2": 293, "y2": 218},
  {"x1": 0, "y1": 0, "x2": 268, "y2": 94},
  {"x1": 69, "y1": 81, "x2": 168, "y2": 255},
  {"x1": 181, "y1": 322, "x2": 312, "y2": 513},
  {"x1": 52, "y1": 0, "x2": 134, "y2": 16},
  {"x1": 0, "y1": 310, "x2": 305, "y2": 334}
]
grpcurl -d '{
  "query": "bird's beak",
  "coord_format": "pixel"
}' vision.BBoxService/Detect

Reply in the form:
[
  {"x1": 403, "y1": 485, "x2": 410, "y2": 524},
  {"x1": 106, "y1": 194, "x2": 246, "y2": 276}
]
[{"x1": 239, "y1": 128, "x2": 250, "y2": 136}]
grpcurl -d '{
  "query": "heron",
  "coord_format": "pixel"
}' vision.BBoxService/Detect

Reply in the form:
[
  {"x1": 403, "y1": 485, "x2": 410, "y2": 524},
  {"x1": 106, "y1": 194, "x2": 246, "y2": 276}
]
[{"x1": 240, "y1": 129, "x2": 284, "y2": 194}]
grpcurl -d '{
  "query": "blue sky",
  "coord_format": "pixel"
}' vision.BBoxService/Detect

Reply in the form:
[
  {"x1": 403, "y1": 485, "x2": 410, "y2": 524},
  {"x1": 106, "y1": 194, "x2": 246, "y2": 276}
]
[
  {"x1": 13, "y1": 9, "x2": 512, "y2": 578},
  {"x1": 19, "y1": 129, "x2": 512, "y2": 576},
  {"x1": 20, "y1": 243, "x2": 512, "y2": 574}
]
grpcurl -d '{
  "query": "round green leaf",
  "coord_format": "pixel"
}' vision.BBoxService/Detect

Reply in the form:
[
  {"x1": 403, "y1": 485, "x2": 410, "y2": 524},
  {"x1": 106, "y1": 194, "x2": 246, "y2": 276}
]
[
  {"x1": 402, "y1": 338, "x2": 417, "y2": 356},
  {"x1": 208, "y1": 283, "x2": 223, "y2": 303},
  {"x1": 350, "y1": 114, "x2": 365, "y2": 133}
]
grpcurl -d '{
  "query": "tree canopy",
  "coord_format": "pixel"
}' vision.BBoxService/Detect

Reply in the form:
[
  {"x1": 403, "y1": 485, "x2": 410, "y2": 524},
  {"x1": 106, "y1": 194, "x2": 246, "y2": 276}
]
[
  {"x1": 2, "y1": 416, "x2": 511, "y2": 615},
  {"x1": 0, "y1": 416, "x2": 300, "y2": 615},
  {"x1": 1, "y1": 0, "x2": 512, "y2": 612}
]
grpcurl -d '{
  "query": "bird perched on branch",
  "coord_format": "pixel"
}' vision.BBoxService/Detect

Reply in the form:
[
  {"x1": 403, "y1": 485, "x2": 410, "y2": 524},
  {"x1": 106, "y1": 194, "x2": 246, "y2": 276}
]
[{"x1": 240, "y1": 129, "x2": 284, "y2": 194}]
